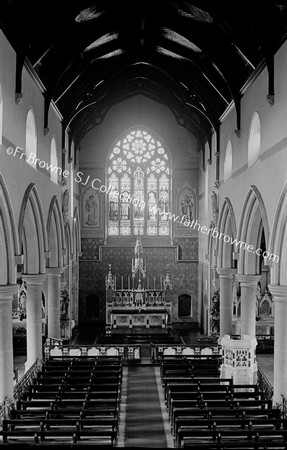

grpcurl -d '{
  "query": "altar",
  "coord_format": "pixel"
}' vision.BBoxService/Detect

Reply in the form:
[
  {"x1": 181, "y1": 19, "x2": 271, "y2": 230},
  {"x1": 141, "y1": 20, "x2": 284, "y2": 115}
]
[
  {"x1": 105, "y1": 235, "x2": 172, "y2": 331},
  {"x1": 111, "y1": 308, "x2": 168, "y2": 329}
]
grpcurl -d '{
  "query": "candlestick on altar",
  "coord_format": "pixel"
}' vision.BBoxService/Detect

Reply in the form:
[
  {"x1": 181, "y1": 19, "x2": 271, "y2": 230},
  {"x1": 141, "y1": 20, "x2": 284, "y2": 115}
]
[
  {"x1": 147, "y1": 276, "x2": 149, "y2": 290},
  {"x1": 153, "y1": 276, "x2": 156, "y2": 289},
  {"x1": 160, "y1": 275, "x2": 163, "y2": 291},
  {"x1": 115, "y1": 275, "x2": 117, "y2": 290},
  {"x1": 121, "y1": 275, "x2": 123, "y2": 291},
  {"x1": 128, "y1": 276, "x2": 130, "y2": 291}
]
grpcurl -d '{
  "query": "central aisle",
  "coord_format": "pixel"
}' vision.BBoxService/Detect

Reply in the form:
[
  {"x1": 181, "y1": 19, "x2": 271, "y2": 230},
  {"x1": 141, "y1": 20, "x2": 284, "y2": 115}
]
[{"x1": 124, "y1": 365, "x2": 168, "y2": 448}]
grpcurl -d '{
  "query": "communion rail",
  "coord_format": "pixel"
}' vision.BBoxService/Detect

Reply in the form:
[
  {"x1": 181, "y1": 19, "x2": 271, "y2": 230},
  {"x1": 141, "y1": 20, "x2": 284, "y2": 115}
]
[{"x1": 43, "y1": 337, "x2": 141, "y2": 362}]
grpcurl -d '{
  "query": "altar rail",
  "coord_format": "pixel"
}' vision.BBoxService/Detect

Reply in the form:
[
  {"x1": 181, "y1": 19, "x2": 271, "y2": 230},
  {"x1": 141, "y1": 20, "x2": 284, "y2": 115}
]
[
  {"x1": 151, "y1": 344, "x2": 222, "y2": 363},
  {"x1": 44, "y1": 338, "x2": 141, "y2": 362}
]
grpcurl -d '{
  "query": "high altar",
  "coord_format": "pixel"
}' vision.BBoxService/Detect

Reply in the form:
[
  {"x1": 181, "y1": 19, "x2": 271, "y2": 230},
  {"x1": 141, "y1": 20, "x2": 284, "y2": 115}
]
[{"x1": 105, "y1": 235, "x2": 173, "y2": 330}]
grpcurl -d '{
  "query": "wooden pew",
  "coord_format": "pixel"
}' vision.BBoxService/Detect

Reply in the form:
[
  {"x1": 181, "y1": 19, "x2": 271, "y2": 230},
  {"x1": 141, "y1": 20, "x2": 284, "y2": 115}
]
[
  {"x1": 178, "y1": 428, "x2": 287, "y2": 449},
  {"x1": 174, "y1": 411, "x2": 283, "y2": 435},
  {"x1": 173, "y1": 408, "x2": 281, "y2": 434},
  {"x1": 166, "y1": 384, "x2": 261, "y2": 411}
]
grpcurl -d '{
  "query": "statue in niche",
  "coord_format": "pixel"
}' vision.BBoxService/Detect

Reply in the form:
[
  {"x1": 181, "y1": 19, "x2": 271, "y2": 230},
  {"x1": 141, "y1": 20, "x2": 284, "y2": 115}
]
[
  {"x1": 180, "y1": 193, "x2": 194, "y2": 221},
  {"x1": 85, "y1": 194, "x2": 98, "y2": 226},
  {"x1": 210, "y1": 288, "x2": 220, "y2": 333}
]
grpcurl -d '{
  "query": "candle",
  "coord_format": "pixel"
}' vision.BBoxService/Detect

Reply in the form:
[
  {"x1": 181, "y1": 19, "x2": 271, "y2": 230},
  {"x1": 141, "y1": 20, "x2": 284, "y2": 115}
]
[
  {"x1": 154, "y1": 276, "x2": 156, "y2": 289},
  {"x1": 147, "y1": 277, "x2": 149, "y2": 290},
  {"x1": 160, "y1": 275, "x2": 163, "y2": 291},
  {"x1": 128, "y1": 276, "x2": 130, "y2": 291},
  {"x1": 121, "y1": 276, "x2": 123, "y2": 291},
  {"x1": 115, "y1": 275, "x2": 116, "y2": 290}
]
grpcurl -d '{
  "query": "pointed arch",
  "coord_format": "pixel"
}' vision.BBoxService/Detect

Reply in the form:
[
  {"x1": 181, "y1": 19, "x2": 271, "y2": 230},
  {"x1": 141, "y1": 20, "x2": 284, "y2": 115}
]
[
  {"x1": 216, "y1": 197, "x2": 237, "y2": 269},
  {"x1": 18, "y1": 184, "x2": 48, "y2": 274},
  {"x1": 237, "y1": 186, "x2": 269, "y2": 275},
  {"x1": 269, "y1": 180, "x2": 287, "y2": 285},
  {"x1": 0, "y1": 171, "x2": 20, "y2": 284},
  {"x1": 47, "y1": 196, "x2": 65, "y2": 268}
]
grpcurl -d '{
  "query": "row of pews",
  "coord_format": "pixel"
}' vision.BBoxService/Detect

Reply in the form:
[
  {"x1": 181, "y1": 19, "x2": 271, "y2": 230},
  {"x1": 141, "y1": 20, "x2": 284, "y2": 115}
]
[
  {"x1": 1, "y1": 356, "x2": 123, "y2": 447},
  {"x1": 161, "y1": 354, "x2": 287, "y2": 449}
]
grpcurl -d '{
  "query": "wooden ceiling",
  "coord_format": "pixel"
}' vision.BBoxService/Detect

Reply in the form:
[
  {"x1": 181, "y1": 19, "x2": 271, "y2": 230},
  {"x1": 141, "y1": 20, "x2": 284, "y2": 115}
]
[{"x1": 1, "y1": 0, "x2": 287, "y2": 149}]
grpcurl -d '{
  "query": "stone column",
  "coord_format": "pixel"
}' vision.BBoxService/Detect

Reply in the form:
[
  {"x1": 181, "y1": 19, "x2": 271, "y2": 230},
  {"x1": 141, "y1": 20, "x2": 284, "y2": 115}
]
[
  {"x1": 23, "y1": 274, "x2": 46, "y2": 371},
  {"x1": 217, "y1": 268, "x2": 237, "y2": 338},
  {"x1": 268, "y1": 285, "x2": 287, "y2": 405},
  {"x1": 237, "y1": 274, "x2": 260, "y2": 339},
  {"x1": 0, "y1": 285, "x2": 18, "y2": 401},
  {"x1": 46, "y1": 267, "x2": 64, "y2": 339}
]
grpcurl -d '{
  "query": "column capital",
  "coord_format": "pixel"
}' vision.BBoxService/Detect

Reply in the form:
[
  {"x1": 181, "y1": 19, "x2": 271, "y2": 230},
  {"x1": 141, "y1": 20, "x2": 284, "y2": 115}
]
[
  {"x1": 217, "y1": 268, "x2": 237, "y2": 278},
  {"x1": 268, "y1": 284, "x2": 287, "y2": 301},
  {"x1": 0, "y1": 284, "x2": 18, "y2": 299},
  {"x1": 236, "y1": 274, "x2": 261, "y2": 287},
  {"x1": 22, "y1": 274, "x2": 46, "y2": 285},
  {"x1": 46, "y1": 267, "x2": 65, "y2": 277}
]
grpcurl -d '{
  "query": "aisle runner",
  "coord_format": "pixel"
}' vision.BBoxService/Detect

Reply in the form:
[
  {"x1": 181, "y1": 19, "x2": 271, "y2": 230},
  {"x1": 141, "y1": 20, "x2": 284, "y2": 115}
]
[{"x1": 124, "y1": 365, "x2": 167, "y2": 448}]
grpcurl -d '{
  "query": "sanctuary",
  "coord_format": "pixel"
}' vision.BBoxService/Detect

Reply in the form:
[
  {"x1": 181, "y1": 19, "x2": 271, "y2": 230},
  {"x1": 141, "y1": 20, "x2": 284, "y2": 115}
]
[{"x1": 105, "y1": 234, "x2": 173, "y2": 330}]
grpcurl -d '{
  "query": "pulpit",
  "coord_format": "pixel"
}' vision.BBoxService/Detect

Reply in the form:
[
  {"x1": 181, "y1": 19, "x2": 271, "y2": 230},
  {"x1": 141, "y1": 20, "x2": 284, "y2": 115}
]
[{"x1": 105, "y1": 235, "x2": 172, "y2": 331}]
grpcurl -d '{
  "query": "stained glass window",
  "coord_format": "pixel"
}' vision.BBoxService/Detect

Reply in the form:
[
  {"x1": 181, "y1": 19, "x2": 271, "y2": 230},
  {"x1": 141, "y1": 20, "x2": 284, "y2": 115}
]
[{"x1": 107, "y1": 129, "x2": 171, "y2": 236}]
